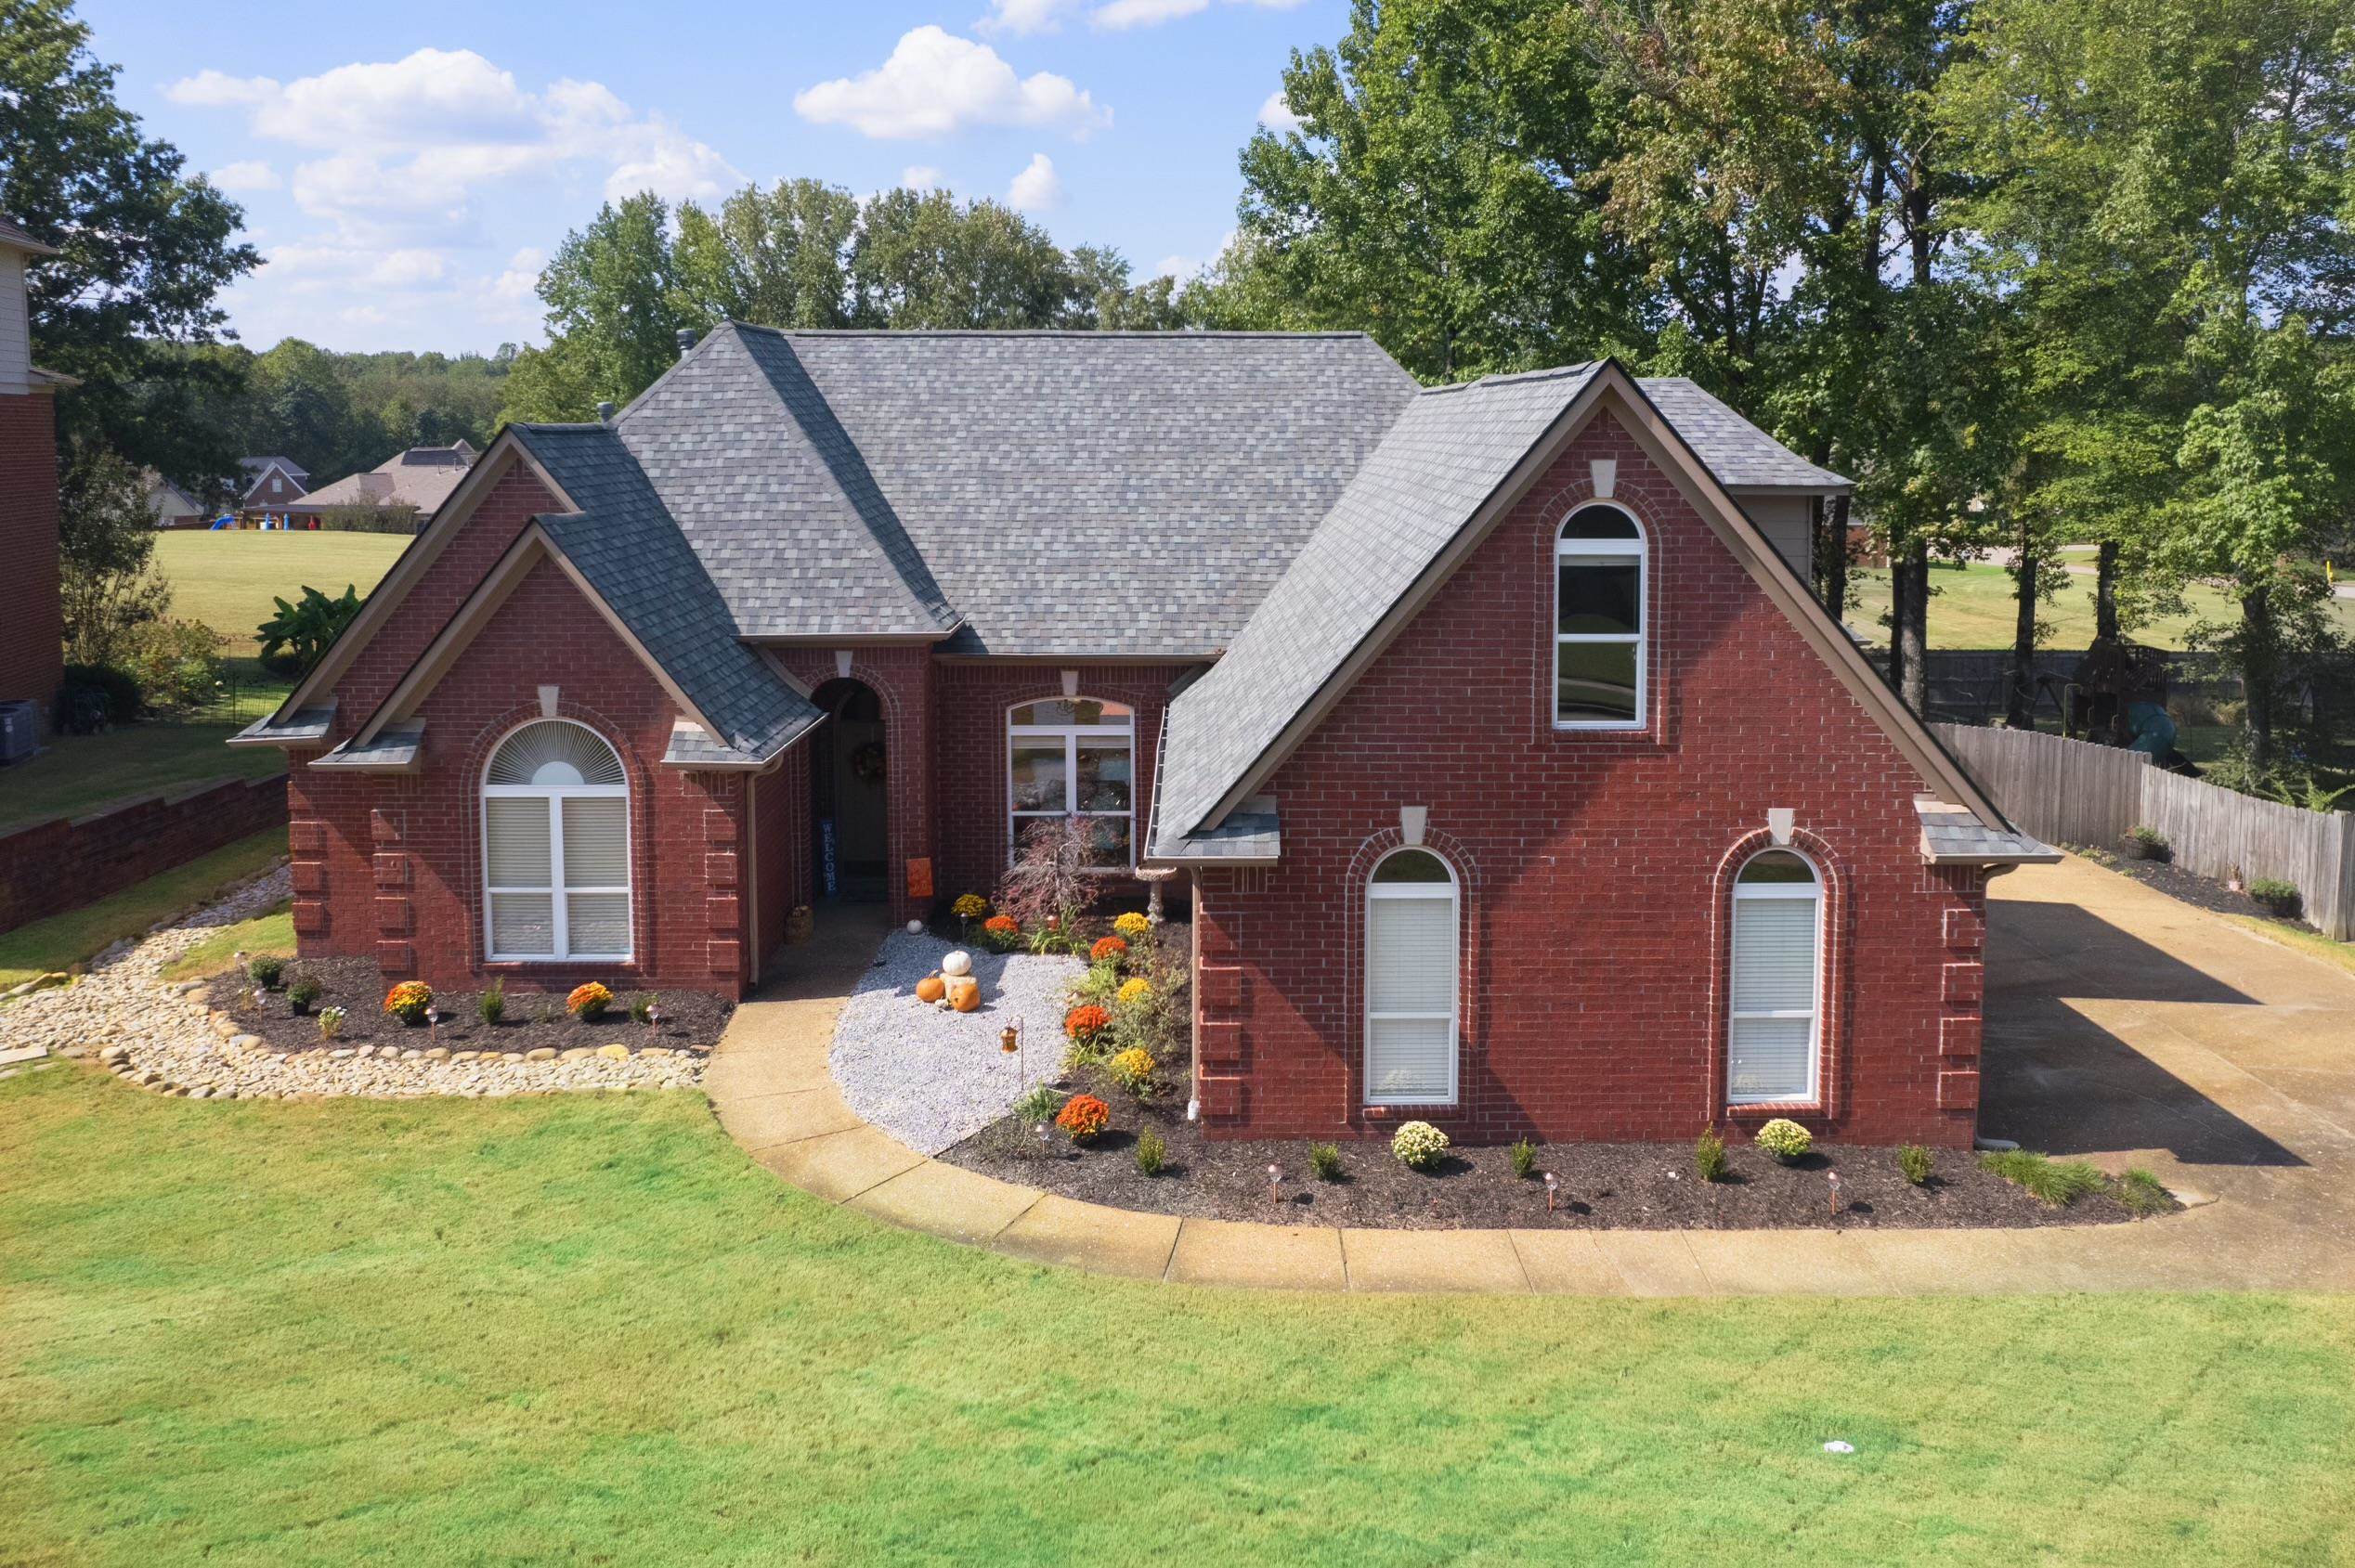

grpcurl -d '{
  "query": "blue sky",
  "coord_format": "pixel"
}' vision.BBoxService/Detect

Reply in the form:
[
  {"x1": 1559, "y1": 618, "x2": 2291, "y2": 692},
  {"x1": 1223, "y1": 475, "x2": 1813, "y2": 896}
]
[{"x1": 80, "y1": 0, "x2": 1341, "y2": 355}]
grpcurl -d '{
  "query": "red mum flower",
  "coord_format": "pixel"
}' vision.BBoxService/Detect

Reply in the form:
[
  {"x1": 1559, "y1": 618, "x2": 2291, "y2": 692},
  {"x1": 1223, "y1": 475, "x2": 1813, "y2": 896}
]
[
  {"x1": 1055, "y1": 1094, "x2": 1110, "y2": 1142},
  {"x1": 1064, "y1": 1004, "x2": 1112, "y2": 1041},
  {"x1": 1088, "y1": 936, "x2": 1129, "y2": 964},
  {"x1": 983, "y1": 914, "x2": 1019, "y2": 934}
]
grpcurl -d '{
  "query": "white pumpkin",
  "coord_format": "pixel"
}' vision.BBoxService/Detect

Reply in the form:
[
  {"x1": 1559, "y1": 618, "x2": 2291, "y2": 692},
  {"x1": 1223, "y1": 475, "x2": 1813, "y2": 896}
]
[
  {"x1": 905, "y1": 919, "x2": 925, "y2": 936},
  {"x1": 941, "y1": 949, "x2": 973, "y2": 978}
]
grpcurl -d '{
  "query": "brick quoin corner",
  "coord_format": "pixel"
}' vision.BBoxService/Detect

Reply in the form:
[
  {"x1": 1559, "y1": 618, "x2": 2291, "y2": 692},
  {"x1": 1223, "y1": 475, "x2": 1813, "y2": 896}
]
[{"x1": 1189, "y1": 409, "x2": 1989, "y2": 1149}]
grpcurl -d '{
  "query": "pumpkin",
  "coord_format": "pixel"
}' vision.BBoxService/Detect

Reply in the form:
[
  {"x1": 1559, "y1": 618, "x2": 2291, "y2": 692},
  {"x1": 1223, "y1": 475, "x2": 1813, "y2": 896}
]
[
  {"x1": 941, "y1": 949, "x2": 972, "y2": 978},
  {"x1": 915, "y1": 973, "x2": 946, "y2": 1004},
  {"x1": 947, "y1": 977, "x2": 982, "y2": 1013}
]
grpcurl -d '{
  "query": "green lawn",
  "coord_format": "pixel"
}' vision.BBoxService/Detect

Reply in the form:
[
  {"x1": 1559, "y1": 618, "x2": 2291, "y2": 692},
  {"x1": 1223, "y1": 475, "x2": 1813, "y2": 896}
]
[
  {"x1": 0, "y1": 671, "x2": 289, "y2": 832},
  {"x1": 152, "y1": 529, "x2": 409, "y2": 654},
  {"x1": 1843, "y1": 561, "x2": 2355, "y2": 651},
  {"x1": 5, "y1": 1071, "x2": 2351, "y2": 1565},
  {"x1": 0, "y1": 828, "x2": 285, "y2": 988}
]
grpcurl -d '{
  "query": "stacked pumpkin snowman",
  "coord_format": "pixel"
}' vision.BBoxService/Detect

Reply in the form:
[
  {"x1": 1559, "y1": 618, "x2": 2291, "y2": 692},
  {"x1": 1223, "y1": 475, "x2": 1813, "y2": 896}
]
[{"x1": 915, "y1": 950, "x2": 982, "y2": 1013}]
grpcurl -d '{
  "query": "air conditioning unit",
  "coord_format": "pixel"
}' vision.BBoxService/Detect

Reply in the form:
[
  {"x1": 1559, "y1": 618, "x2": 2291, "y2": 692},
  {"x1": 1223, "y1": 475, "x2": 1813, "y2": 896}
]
[{"x1": 0, "y1": 699, "x2": 40, "y2": 765}]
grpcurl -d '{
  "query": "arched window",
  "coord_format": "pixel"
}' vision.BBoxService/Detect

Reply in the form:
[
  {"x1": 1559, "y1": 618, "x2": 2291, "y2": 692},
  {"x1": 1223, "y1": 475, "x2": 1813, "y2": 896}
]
[
  {"x1": 482, "y1": 720, "x2": 631, "y2": 961},
  {"x1": 1727, "y1": 849, "x2": 1822, "y2": 1105},
  {"x1": 1008, "y1": 698, "x2": 1135, "y2": 869},
  {"x1": 1555, "y1": 504, "x2": 1646, "y2": 728},
  {"x1": 1364, "y1": 848, "x2": 1459, "y2": 1106}
]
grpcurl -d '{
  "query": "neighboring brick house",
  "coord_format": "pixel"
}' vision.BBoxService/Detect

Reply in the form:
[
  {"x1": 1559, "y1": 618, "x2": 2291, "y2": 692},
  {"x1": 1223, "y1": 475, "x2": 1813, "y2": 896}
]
[
  {"x1": 237, "y1": 455, "x2": 308, "y2": 523},
  {"x1": 236, "y1": 326, "x2": 2051, "y2": 1147},
  {"x1": 286, "y1": 440, "x2": 477, "y2": 531},
  {"x1": 0, "y1": 215, "x2": 66, "y2": 734}
]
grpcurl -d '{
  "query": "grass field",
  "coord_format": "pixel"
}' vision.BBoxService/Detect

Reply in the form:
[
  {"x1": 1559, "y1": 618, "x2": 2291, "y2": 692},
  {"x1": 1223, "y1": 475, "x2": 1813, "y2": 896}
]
[
  {"x1": 0, "y1": 663, "x2": 292, "y2": 833},
  {"x1": 1843, "y1": 561, "x2": 2355, "y2": 651},
  {"x1": 152, "y1": 529, "x2": 409, "y2": 654},
  {"x1": 0, "y1": 828, "x2": 285, "y2": 987},
  {"x1": 4, "y1": 1070, "x2": 2351, "y2": 1565}
]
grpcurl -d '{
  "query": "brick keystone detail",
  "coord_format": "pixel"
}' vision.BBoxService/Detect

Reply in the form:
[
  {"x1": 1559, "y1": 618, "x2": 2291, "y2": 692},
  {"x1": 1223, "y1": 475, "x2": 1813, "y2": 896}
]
[
  {"x1": 1943, "y1": 907, "x2": 1984, "y2": 951},
  {"x1": 1939, "y1": 1014, "x2": 1981, "y2": 1059},
  {"x1": 1936, "y1": 1069, "x2": 1981, "y2": 1109},
  {"x1": 1198, "y1": 1018, "x2": 1243, "y2": 1069},
  {"x1": 1942, "y1": 962, "x2": 1985, "y2": 1005}
]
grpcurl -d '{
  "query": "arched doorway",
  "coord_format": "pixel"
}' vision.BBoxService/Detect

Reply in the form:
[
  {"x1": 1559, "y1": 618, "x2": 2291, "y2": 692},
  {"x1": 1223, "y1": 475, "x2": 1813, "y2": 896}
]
[{"x1": 811, "y1": 678, "x2": 887, "y2": 901}]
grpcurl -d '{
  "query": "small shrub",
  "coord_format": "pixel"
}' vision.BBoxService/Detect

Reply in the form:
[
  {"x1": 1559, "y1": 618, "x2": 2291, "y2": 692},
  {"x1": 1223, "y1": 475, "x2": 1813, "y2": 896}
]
[
  {"x1": 1112, "y1": 912, "x2": 1151, "y2": 941},
  {"x1": 1979, "y1": 1148, "x2": 2105, "y2": 1207},
  {"x1": 1133, "y1": 1130, "x2": 1168, "y2": 1177},
  {"x1": 996, "y1": 816, "x2": 1098, "y2": 933},
  {"x1": 2123, "y1": 823, "x2": 2170, "y2": 859},
  {"x1": 55, "y1": 662, "x2": 143, "y2": 727},
  {"x1": 1071, "y1": 964, "x2": 1119, "y2": 1004},
  {"x1": 1116, "y1": 977, "x2": 1152, "y2": 1006},
  {"x1": 1105, "y1": 1046, "x2": 1155, "y2": 1095},
  {"x1": 316, "y1": 1004, "x2": 347, "y2": 1040},
  {"x1": 629, "y1": 991, "x2": 657, "y2": 1025},
  {"x1": 1896, "y1": 1144, "x2": 1933, "y2": 1186},
  {"x1": 246, "y1": 953, "x2": 286, "y2": 989},
  {"x1": 1308, "y1": 1142, "x2": 1345, "y2": 1182},
  {"x1": 1509, "y1": 1136, "x2": 1538, "y2": 1179},
  {"x1": 566, "y1": 981, "x2": 613, "y2": 1021},
  {"x1": 952, "y1": 892, "x2": 990, "y2": 922},
  {"x1": 1055, "y1": 1093, "x2": 1111, "y2": 1144},
  {"x1": 1089, "y1": 935, "x2": 1129, "y2": 965},
  {"x1": 1063, "y1": 1004, "x2": 1112, "y2": 1043},
  {"x1": 1693, "y1": 1125, "x2": 1729, "y2": 1183},
  {"x1": 126, "y1": 617, "x2": 224, "y2": 712},
  {"x1": 2116, "y1": 1167, "x2": 2174, "y2": 1216},
  {"x1": 1754, "y1": 1118, "x2": 1813, "y2": 1162},
  {"x1": 285, "y1": 974, "x2": 322, "y2": 1014},
  {"x1": 384, "y1": 980, "x2": 433, "y2": 1025},
  {"x1": 1013, "y1": 1084, "x2": 1063, "y2": 1125},
  {"x1": 477, "y1": 980, "x2": 505, "y2": 1025},
  {"x1": 1391, "y1": 1121, "x2": 1450, "y2": 1171},
  {"x1": 2248, "y1": 878, "x2": 2302, "y2": 918}
]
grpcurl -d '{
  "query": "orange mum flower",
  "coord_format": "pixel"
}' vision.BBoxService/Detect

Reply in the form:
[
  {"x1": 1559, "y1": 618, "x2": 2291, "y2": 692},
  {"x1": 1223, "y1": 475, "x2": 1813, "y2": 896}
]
[
  {"x1": 984, "y1": 914, "x2": 1019, "y2": 934},
  {"x1": 1088, "y1": 936, "x2": 1129, "y2": 964},
  {"x1": 1064, "y1": 1004, "x2": 1112, "y2": 1042},
  {"x1": 1055, "y1": 1094, "x2": 1110, "y2": 1142}
]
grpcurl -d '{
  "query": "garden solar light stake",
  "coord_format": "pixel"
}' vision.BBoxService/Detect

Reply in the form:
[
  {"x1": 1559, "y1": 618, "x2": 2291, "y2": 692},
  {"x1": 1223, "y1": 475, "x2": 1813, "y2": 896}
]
[
  {"x1": 1268, "y1": 1164, "x2": 1282, "y2": 1206},
  {"x1": 1828, "y1": 1171, "x2": 1841, "y2": 1217},
  {"x1": 1544, "y1": 1172, "x2": 1559, "y2": 1213}
]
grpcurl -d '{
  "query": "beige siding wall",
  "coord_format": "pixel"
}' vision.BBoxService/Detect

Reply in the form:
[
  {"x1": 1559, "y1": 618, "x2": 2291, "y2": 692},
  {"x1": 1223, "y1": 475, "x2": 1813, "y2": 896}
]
[
  {"x1": 0, "y1": 251, "x2": 30, "y2": 395},
  {"x1": 1742, "y1": 493, "x2": 1814, "y2": 583}
]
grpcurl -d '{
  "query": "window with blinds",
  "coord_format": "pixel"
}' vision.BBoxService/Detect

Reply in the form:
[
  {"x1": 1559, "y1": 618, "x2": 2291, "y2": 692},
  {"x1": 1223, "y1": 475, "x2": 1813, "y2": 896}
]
[
  {"x1": 1365, "y1": 849, "x2": 1458, "y2": 1105},
  {"x1": 1727, "y1": 849, "x2": 1821, "y2": 1104},
  {"x1": 483, "y1": 720, "x2": 631, "y2": 961}
]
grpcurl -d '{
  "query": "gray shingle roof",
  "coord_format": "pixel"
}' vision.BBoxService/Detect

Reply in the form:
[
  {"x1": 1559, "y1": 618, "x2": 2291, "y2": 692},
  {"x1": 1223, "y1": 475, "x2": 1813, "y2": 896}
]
[
  {"x1": 230, "y1": 701, "x2": 336, "y2": 746},
  {"x1": 1154, "y1": 796, "x2": 1282, "y2": 862},
  {"x1": 0, "y1": 215, "x2": 58, "y2": 254},
  {"x1": 312, "y1": 720, "x2": 424, "y2": 771},
  {"x1": 1152, "y1": 366, "x2": 1601, "y2": 852},
  {"x1": 1636, "y1": 379, "x2": 1849, "y2": 490},
  {"x1": 509, "y1": 423, "x2": 824, "y2": 766},
  {"x1": 1916, "y1": 800, "x2": 2060, "y2": 863},
  {"x1": 625, "y1": 325, "x2": 1419, "y2": 655}
]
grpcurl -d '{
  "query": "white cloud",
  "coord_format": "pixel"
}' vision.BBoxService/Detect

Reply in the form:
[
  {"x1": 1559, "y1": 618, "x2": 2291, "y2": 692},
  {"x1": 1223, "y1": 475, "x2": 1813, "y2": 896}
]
[
  {"x1": 266, "y1": 242, "x2": 451, "y2": 291},
  {"x1": 977, "y1": 0, "x2": 1083, "y2": 33},
  {"x1": 1090, "y1": 0, "x2": 1306, "y2": 27},
  {"x1": 1257, "y1": 89, "x2": 1302, "y2": 132},
  {"x1": 211, "y1": 160, "x2": 282, "y2": 193},
  {"x1": 1150, "y1": 229, "x2": 1236, "y2": 284},
  {"x1": 792, "y1": 27, "x2": 1110, "y2": 141},
  {"x1": 901, "y1": 164, "x2": 948, "y2": 191},
  {"x1": 491, "y1": 247, "x2": 546, "y2": 303},
  {"x1": 165, "y1": 47, "x2": 740, "y2": 240},
  {"x1": 1007, "y1": 152, "x2": 1062, "y2": 212}
]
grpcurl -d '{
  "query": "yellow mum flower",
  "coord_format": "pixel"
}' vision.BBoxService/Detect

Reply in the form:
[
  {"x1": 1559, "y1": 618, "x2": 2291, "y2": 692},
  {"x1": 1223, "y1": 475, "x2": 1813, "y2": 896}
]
[
  {"x1": 1117, "y1": 977, "x2": 1152, "y2": 1005},
  {"x1": 1112, "y1": 912, "x2": 1151, "y2": 940}
]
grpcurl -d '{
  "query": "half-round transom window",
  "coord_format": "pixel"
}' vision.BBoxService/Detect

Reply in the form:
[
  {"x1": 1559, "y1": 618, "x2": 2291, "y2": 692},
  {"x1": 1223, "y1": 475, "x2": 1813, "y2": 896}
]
[{"x1": 483, "y1": 721, "x2": 631, "y2": 961}]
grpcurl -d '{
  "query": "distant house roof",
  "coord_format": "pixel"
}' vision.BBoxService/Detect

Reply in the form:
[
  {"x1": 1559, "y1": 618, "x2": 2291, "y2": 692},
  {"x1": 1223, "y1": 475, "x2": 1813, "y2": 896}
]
[
  {"x1": 288, "y1": 443, "x2": 478, "y2": 521},
  {"x1": 239, "y1": 455, "x2": 310, "y2": 481},
  {"x1": 142, "y1": 471, "x2": 207, "y2": 522},
  {"x1": 237, "y1": 456, "x2": 309, "y2": 505}
]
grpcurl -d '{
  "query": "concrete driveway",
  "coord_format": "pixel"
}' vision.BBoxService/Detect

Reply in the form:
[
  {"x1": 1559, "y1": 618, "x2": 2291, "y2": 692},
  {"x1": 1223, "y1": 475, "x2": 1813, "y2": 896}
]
[{"x1": 1982, "y1": 854, "x2": 2355, "y2": 1285}]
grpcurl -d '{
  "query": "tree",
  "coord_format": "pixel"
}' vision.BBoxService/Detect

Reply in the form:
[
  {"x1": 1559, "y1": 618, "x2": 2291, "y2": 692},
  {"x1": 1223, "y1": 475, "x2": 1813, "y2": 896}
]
[
  {"x1": 1941, "y1": 0, "x2": 2355, "y2": 770},
  {"x1": 57, "y1": 443, "x2": 171, "y2": 667},
  {"x1": 0, "y1": 0, "x2": 259, "y2": 488},
  {"x1": 500, "y1": 194, "x2": 686, "y2": 424},
  {"x1": 850, "y1": 189, "x2": 1080, "y2": 329},
  {"x1": 1219, "y1": 0, "x2": 1650, "y2": 382},
  {"x1": 1067, "y1": 246, "x2": 1184, "y2": 330},
  {"x1": 672, "y1": 178, "x2": 859, "y2": 330}
]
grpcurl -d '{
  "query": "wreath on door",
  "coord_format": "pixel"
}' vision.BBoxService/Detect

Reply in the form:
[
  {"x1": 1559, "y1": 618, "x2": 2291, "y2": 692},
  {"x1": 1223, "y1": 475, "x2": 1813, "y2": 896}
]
[{"x1": 849, "y1": 740, "x2": 887, "y2": 784}]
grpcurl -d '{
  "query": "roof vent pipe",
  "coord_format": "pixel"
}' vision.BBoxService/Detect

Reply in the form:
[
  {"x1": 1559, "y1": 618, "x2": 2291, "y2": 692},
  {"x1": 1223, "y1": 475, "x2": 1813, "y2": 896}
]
[
  {"x1": 596, "y1": 400, "x2": 616, "y2": 423},
  {"x1": 677, "y1": 327, "x2": 698, "y2": 357}
]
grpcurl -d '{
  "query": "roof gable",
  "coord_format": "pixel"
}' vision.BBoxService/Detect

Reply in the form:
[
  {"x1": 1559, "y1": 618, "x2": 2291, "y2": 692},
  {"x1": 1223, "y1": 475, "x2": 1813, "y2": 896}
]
[{"x1": 1151, "y1": 363, "x2": 2006, "y2": 854}]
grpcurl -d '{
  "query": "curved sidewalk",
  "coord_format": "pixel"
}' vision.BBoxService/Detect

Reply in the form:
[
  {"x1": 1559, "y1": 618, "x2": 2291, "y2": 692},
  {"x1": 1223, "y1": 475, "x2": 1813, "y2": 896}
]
[{"x1": 707, "y1": 863, "x2": 2355, "y2": 1296}]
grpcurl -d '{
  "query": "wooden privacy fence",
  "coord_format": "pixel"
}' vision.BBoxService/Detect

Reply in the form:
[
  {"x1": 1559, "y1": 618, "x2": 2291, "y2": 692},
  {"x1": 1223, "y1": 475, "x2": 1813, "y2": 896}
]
[{"x1": 1933, "y1": 722, "x2": 2355, "y2": 940}]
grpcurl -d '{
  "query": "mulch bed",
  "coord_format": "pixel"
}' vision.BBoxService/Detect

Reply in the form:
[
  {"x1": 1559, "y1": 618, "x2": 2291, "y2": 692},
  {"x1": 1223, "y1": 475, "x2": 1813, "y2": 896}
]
[
  {"x1": 202, "y1": 955, "x2": 733, "y2": 1056},
  {"x1": 943, "y1": 1061, "x2": 2165, "y2": 1231},
  {"x1": 2098, "y1": 846, "x2": 2323, "y2": 935}
]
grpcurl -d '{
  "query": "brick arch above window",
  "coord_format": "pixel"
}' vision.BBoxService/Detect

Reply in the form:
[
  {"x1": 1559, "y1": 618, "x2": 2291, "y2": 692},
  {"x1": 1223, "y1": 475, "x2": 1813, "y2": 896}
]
[
  {"x1": 1705, "y1": 825, "x2": 1851, "y2": 1124},
  {"x1": 1339, "y1": 825, "x2": 1483, "y2": 1124}
]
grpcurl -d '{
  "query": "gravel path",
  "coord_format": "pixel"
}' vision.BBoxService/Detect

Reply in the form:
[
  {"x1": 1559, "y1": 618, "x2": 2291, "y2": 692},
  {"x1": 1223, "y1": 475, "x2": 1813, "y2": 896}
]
[
  {"x1": 6, "y1": 865, "x2": 704, "y2": 1099},
  {"x1": 830, "y1": 931, "x2": 1081, "y2": 1155}
]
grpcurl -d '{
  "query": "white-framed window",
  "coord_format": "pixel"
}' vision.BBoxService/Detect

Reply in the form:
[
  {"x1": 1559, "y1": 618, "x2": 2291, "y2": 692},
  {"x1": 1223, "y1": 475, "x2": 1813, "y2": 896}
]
[
  {"x1": 1008, "y1": 698, "x2": 1134, "y2": 870},
  {"x1": 1555, "y1": 503, "x2": 1646, "y2": 728},
  {"x1": 482, "y1": 719, "x2": 631, "y2": 962},
  {"x1": 1364, "y1": 848, "x2": 1459, "y2": 1106},
  {"x1": 1727, "y1": 849, "x2": 1822, "y2": 1105}
]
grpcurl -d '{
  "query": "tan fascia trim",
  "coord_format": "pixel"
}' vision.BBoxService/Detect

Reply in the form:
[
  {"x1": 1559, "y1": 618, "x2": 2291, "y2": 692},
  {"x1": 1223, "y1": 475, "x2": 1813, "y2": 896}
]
[
  {"x1": 1607, "y1": 374, "x2": 2006, "y2": 825},
  {"x1": 347, "y1": 520, "x2": 729, "y2": 756},
  {"x1": 1193, "y1": 369, "x2": 1618, "y2": 833},
  {"x1": 1193, "y1": 365, "x2": 2004, "y2": 836},
  {"x1": 931, "y1": 652, "x2": 1225, "y2": 667},
  {"x1": 745, "y1": 630, "x2": 957, "y2": 647},
  {"x1": 262, "y1": 433, "x2": 580, "y2": 728}
]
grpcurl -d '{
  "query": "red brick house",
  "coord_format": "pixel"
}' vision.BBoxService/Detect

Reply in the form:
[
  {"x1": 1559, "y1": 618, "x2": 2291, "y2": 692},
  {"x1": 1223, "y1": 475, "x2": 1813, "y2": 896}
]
[
  {"x1": 0, "y1": 216, "x2": 66, "y2": 736},
  {"x1": 236, "y1": 326, "x2": 2049, "y2": 1147}
]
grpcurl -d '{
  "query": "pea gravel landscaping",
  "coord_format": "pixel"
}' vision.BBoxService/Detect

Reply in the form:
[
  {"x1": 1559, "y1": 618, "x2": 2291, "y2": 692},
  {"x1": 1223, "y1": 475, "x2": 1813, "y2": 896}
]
[{"x1": 829, "y1": 929, "x2": 1080, "y2": 1155}]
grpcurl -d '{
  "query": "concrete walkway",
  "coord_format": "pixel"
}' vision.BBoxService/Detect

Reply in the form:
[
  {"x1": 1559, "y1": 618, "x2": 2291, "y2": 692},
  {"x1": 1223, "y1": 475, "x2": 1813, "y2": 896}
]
[{"x1": 707, "y1": 864, "x2": 2355, "y2": 1295}]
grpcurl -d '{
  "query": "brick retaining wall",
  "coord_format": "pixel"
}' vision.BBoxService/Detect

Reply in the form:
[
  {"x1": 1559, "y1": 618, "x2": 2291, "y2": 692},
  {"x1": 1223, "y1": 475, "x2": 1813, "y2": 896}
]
[{"x1": 0, "y1": 773, "x2": 288, "y2": 934}]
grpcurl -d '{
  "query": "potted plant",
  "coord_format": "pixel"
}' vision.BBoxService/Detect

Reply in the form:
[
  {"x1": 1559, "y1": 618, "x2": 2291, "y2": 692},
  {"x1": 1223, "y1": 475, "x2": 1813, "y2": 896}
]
[
  {"x1": 2120, "y1": 824, "x2": 2170, "y2": 862},
  {"x1": 2248, "y1": 878, "x2": 2303, "y2": 920}
]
